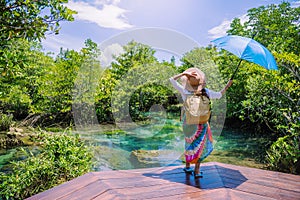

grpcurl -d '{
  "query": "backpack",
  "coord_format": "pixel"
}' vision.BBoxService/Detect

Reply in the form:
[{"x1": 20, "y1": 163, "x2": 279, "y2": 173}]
[{"x1": 183, "y1": 93, "x2": 211, "y2": 124}]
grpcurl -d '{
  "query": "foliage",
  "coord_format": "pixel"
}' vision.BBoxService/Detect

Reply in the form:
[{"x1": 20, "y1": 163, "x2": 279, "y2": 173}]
[
  {"x1": 95, "y1": 41, "x2": 160, "y2": 123},
  {"x1": 73, "y1": 39, "x2": 103, "y2": 127},
  {"x1": 0, "y1": 131, "x2": 94, "y2": 200},
  {"x1": 240, "y1": 53, "x2": 299, "y2": 134},
  {"x1": 224, "y1": 56, "x2": 299, "y2": 174},
  {"x1": 0, "y1": 0, "x2": 76, "y2": 44},
  {"x1": 95, "y1": 69, "x2": 116, "y2": 123},
  {"x1": 266, "y1": 132, "x2": 300, "y2": 174},
  {"x1": 129, "y1": 84, "x2": 174, "y2": 121},
  {"x1": 0, "y1": 39, "x2": 53, "y2": 119},
  {"x1": 111, "y1": 63, "x2": 176, "y2": 122},
  {"x1": 0, "y1": 112, "x2": 13, "y2": 131},
  {"x1": 32, "y1": 39, "x2": 102, "y2": 125},
  {"x1": 110, "y1": 41, "x2": 158, "y2": 80}
]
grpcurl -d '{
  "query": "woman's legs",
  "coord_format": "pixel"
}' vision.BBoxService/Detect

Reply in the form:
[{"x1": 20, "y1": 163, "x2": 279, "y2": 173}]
[
  {"x1": 194, "y1": 162, "x2": 200, "y2": 174},
  {"x1": 186, "y1": 162, "x2": 190, "y2": 168},
  {"x1": 194, "y1": 162, "x2": 203, "y2": 178},
  {"x1": 183, "y1": 162, "x2": 193, "y2": 173}
]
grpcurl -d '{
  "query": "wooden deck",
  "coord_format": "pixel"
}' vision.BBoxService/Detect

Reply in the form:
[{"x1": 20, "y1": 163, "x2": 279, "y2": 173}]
[{"x1": 26, "y1": 162, "x2": 300, "y2": 200}]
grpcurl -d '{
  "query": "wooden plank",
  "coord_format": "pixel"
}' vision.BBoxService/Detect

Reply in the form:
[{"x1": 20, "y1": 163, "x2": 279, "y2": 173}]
[
  {"x1": 56, "y1": 180, "x2": 114, "y2": 200},
  {"x1": 277, "y1": 189, "x2": 300, "y2": 200},
  {"x1": 96, "y1": 182, "x2": 201, "y2": 199},
  {"x1": 228, "y1": 189, "x2": 276, "y2": 200},
  {"x1": 97, "y1": 191, "x2": 125, "y2": 200},
  {"x1": 26, "y1": 172, "x2": 99, "y2": 200},
  {"x1": 233, "y1": 181, "x2": 300, "y2": 200},
  {"x1": 148, "y1": 188, "x2": 230, "y2": 200}
]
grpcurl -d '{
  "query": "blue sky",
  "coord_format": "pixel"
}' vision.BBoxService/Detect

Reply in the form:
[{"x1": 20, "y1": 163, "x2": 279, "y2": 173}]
[{"x1": 42, "y1": 0, "x2": 299, "y2": 60}]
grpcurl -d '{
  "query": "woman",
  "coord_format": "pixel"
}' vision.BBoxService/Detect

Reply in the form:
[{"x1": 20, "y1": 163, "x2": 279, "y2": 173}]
[{"x1": 169, "y1": 67, "x2": 232, "y2": 178}]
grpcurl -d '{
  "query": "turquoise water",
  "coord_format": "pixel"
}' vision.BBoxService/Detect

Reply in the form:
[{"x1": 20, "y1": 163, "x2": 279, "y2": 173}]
[
  {"x1": 0, "y1": 118, "x2": 268, "y2": 172},
  {"x1": 0, "y1": 146, "x2": 40, "y2": 173},
  {"x1": 78, "y1": 118, "x2": 268, "y2": 170}
]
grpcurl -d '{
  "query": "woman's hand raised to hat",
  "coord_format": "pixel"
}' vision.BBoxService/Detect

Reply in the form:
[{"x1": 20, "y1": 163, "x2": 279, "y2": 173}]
[
  {"x1": 171, "y1": 69, "x2": 199, "y2": 81},
  {"x1": 183, "y1": 71, "x2": 197, "y2": 78}
]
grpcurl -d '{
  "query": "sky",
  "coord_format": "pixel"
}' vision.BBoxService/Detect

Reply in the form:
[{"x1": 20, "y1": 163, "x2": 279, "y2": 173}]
[{"x1": 42, "y1": 0, "x2": 299, "y2": 63}]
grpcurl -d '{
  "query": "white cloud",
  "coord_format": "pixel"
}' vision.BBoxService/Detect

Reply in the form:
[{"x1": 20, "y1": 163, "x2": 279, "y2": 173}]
[
  {"x1": 208, "y1": 19, "x2": 231, "y2": 39},
  {"x1": 67, "y1": 0, "x2": 133, "y2": 30},
  {"x1": 208, "y1": 14, "x2": 249, "y2": 39},
  {"x1": 100, "y1": 43, "x2": 124, "y2": 66},
  {"x1": 93, "y1": 0, "x2": 121, "y2": 6},
  {"x1": 42, "y1": 33, "x2": 84, "y2": 54}
]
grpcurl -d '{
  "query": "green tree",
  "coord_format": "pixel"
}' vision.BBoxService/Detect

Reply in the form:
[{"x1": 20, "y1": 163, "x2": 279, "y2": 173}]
[
  {"x1": 111, "y1": 62, "x2": 176, "y2": 122},
  {"x1": 32, "y1": 39, "x2": 101, "y2": 126},
  {"x1": 111, "y1": 41, "x2": 157, "y2": 80},
  {"x1": 0, "y1": 39, "x2": 53, "y2": 119},
  {"x1": 0, "y1": 0, "x2": 76, "y2": 121},
  {"x1": 0, "y1": 0, "x2": 76, "y2": 44},
  {"x1": 95, "y1": 41, "x2": 158, "y2": 123},
  {"x1": 73, "y1": 39, "x2": 103, "y2": 127}
]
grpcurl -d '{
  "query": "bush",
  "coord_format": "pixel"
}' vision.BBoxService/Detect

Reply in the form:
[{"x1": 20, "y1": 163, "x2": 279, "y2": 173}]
[
  {"x1": 266, "y1": 132, "x2": 300, "y2": 174},
  {"x1": 0, "y1": 113, "x2": 13, "y2": 131},
  {"x1": 0, "y1": 130, "x2": 94, "y2": 199}
]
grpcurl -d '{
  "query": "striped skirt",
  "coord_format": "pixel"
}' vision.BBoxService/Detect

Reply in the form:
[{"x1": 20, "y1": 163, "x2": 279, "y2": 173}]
[{"x1": 183, "y1": 121, "x2": 214, "y2": 164}]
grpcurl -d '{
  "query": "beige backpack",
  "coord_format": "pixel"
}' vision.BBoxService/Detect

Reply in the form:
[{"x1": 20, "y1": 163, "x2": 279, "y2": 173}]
[{"x1": 183, "y1": 93, "x2": 211, "y2": 124}]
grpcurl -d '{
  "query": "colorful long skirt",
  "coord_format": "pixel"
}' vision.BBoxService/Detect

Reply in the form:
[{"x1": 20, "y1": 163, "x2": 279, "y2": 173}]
[{"x1": 183, "y1": 121, "x2": 214, "y2": 164}]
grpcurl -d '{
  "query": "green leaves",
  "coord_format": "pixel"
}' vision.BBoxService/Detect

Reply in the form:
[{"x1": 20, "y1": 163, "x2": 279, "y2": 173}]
[
  {"x1": 0, "y1": 0, "x2": 76, "y2": 44},
  {"x1": 266, "y1": 132, "x2": 300, "y2": 174},
  {"x1": 0, "y1": 113, "x2": 13, "y2": 131},
  {"x1": 32, "y1": 39, "x2": 102, "y2": 124},
  {"x1": 0, "y1": 39, "x2": 51, "y2": 118},
  {"x1": 0, "y1": 131, "x2": 93, "y2": 199},
  {"x1": 227, "y1": 2, "x2": 300, "y2": 54}
]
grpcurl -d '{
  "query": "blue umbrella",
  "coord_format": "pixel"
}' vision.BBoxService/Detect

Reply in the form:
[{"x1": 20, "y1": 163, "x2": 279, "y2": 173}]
[{"x1": 211, "y1": 35, "x2": 278, "y2": 79}]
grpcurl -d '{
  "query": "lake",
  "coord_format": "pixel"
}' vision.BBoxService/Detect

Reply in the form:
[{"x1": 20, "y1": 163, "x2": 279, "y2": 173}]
[{"x1": 0, "y1": 117, "x2": 268, "y2": 173}]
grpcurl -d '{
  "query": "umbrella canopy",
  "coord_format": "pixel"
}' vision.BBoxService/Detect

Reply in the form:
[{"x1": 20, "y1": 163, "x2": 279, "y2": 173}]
[{"x1": 211, "y1": 35, "x2": 278, "y2": 71}]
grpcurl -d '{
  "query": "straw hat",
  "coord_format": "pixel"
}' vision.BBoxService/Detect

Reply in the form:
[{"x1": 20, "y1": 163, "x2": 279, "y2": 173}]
[{"x1": 181, "y1": 67, "x2": 206, "y2": 92}]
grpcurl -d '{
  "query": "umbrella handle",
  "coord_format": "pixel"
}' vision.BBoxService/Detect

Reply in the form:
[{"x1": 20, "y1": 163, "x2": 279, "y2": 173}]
[{"x1": 230, "y1": 59, "x2": 243, "y2": 80}]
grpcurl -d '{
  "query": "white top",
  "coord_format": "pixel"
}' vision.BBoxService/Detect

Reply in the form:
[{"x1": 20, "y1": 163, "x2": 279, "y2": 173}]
[{"x1": 169, "y1": 77, "x2": 222, "y2": 101}]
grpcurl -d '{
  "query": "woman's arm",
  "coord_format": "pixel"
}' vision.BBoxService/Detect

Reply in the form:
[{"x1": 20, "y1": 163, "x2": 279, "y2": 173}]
[
  {"x1": 172, "y1": 73, "x2": 185, "y2": 80},
  {"x1": 207, "y1": 79, "x2": 233, "y2": 100},
  {"x1": 169, "y1": 74, "x2": 185, "y2": 95},
  {"x1": 220, "y1": 79, "x2": 233, "y2": 95}
]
